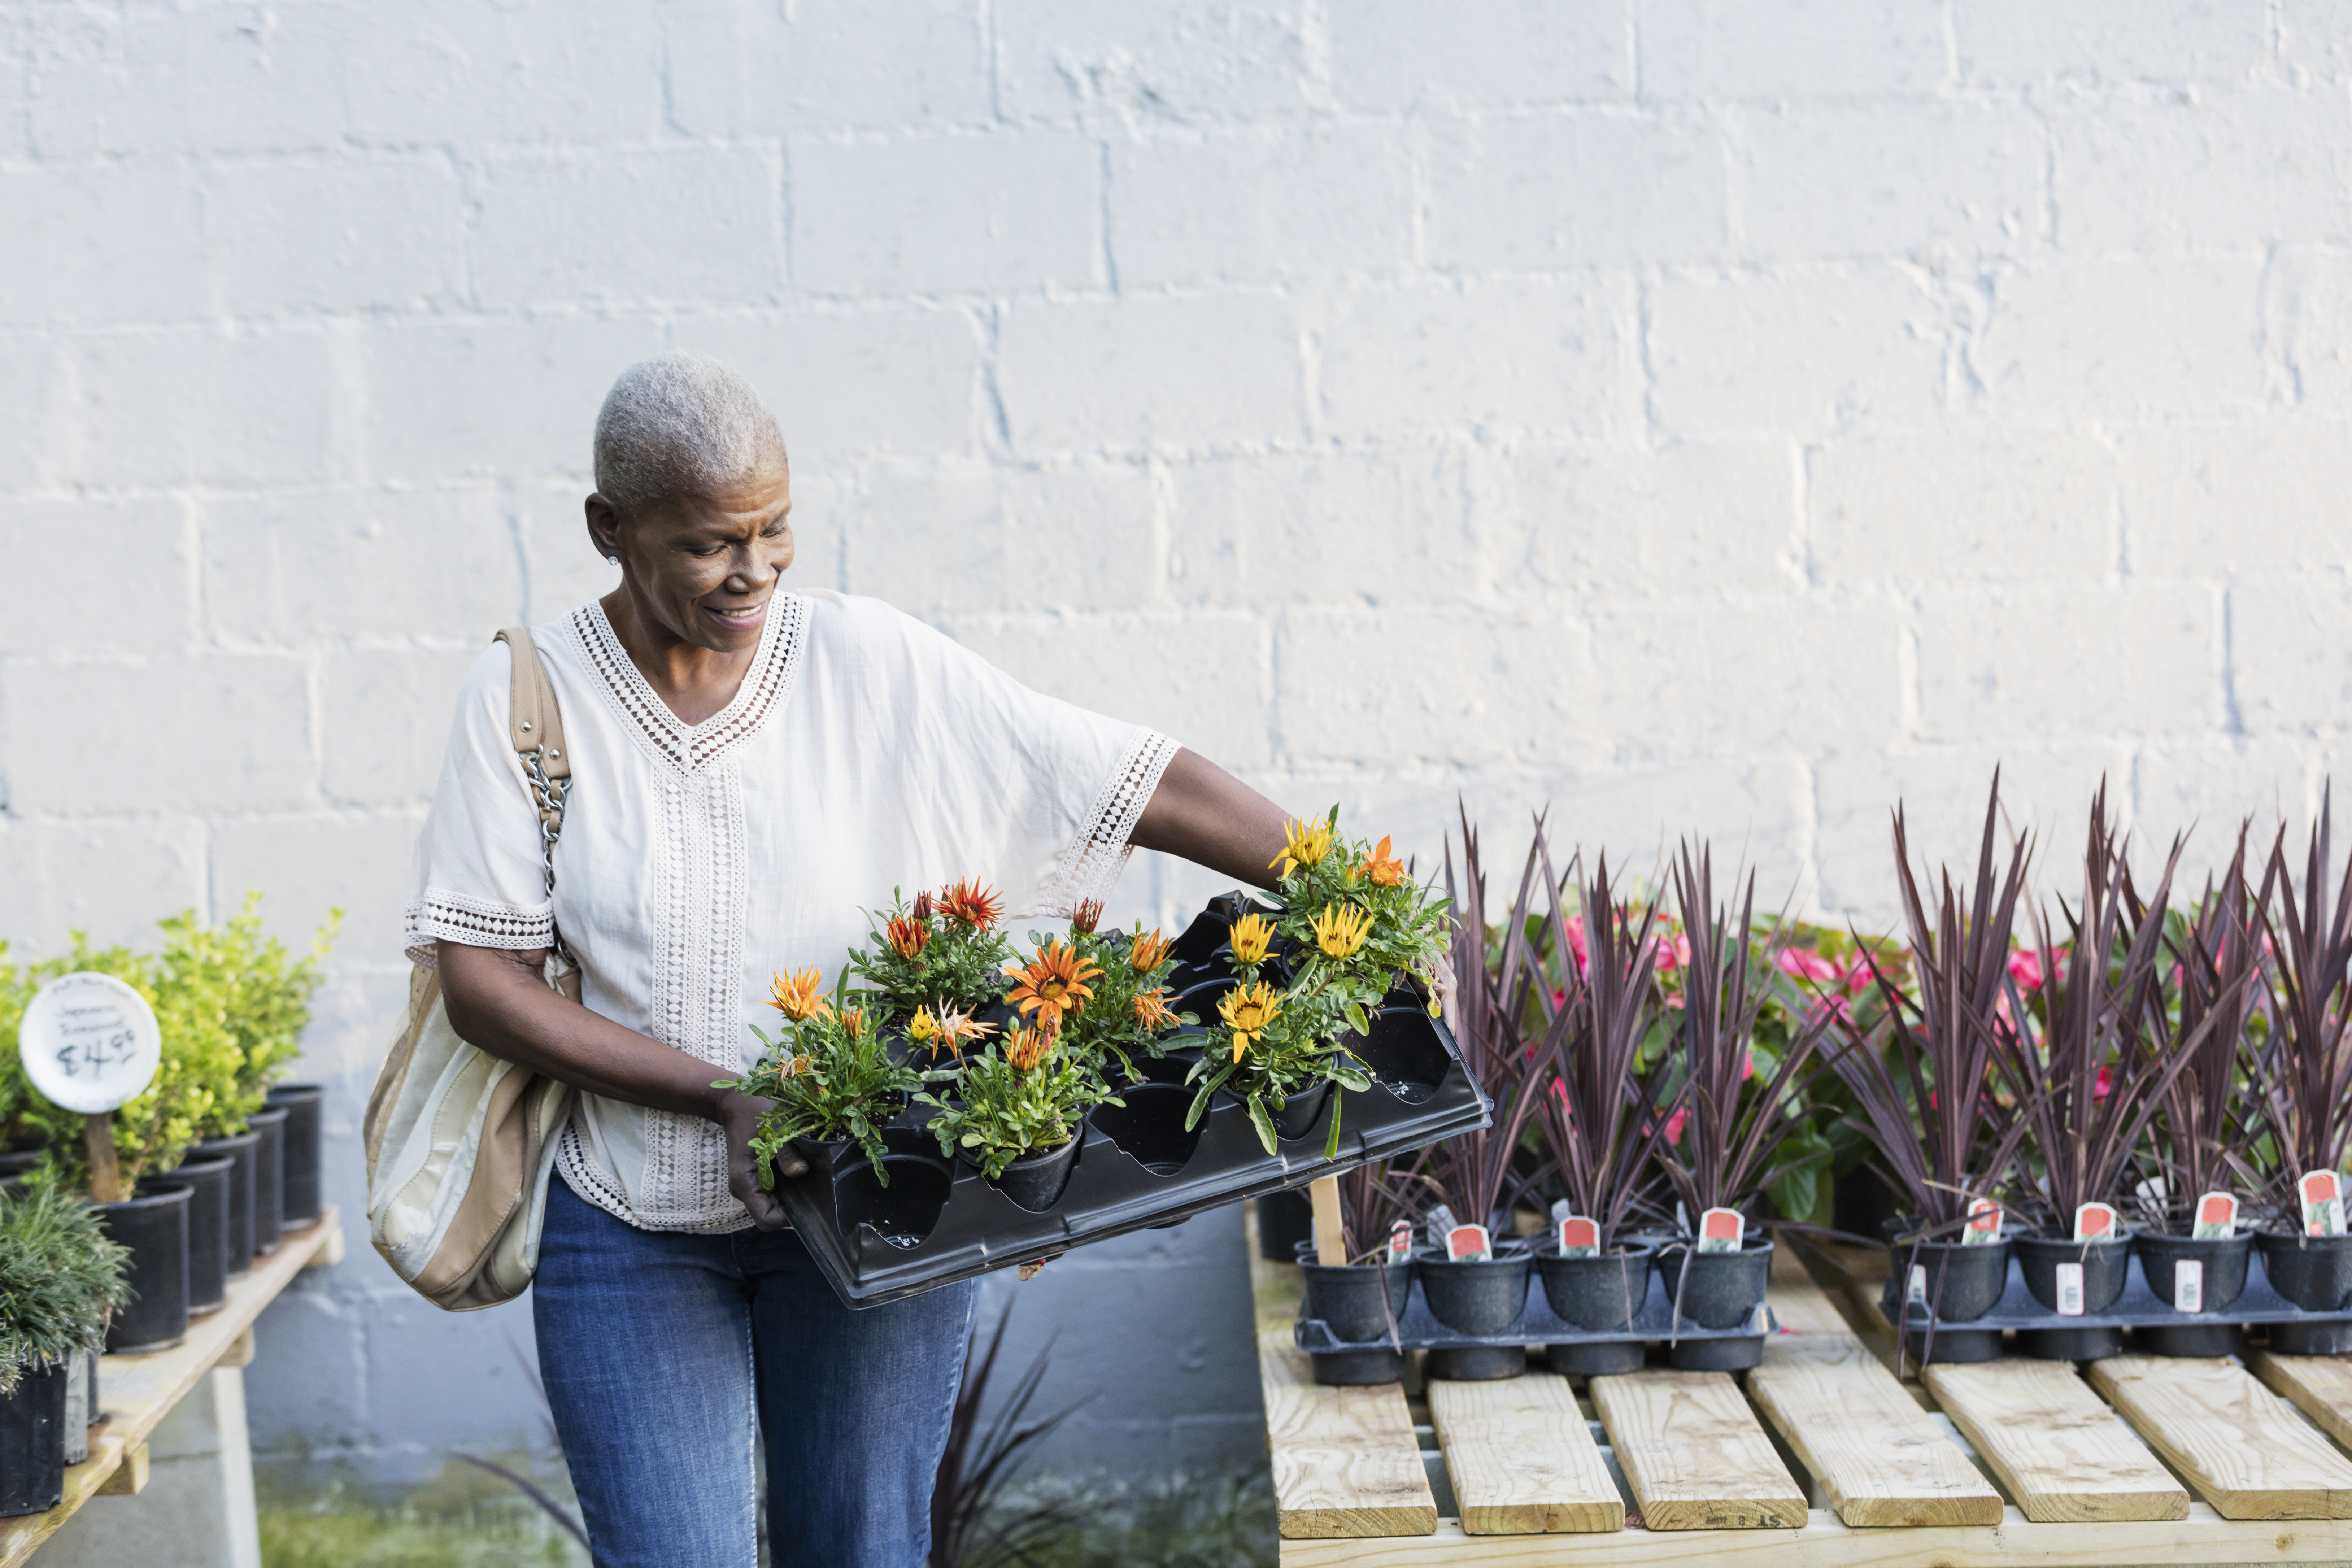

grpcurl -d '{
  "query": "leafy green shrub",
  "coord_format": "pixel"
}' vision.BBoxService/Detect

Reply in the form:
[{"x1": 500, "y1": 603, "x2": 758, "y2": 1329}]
[{"x1": 0, "y1": 1179, "x2": 129, "y2": 1393}]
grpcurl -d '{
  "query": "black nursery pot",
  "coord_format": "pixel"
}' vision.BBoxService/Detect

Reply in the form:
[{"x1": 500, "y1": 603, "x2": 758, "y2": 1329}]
[
  {"x1": 99, "y1": 1181, "x2": 192, "y2": 1354},
  {"x1": 1882, "y1": 1235, "x2": 2011, "y2": 1364},
  {"x1": 1417, "y1": 1240, "x2": 1532, "y2": 1338},
  {"x1": 0, "y1": 1360, "x2": 69, "y2": 1518},
  {"x1": 2136, "y1": 1231, "x2": 2253, "y2": 1358},
  {"x1": 2014, "y1": 1232, "x2": 2130, "y2": 1361},
  {"x1": 1659, "y1": 1239, "x2": 1773, "y2": 1330},
  {"x1": 985, "y1": 1133, "x2": 1082, "y2": 1214},
  {"x1": 150, "y1": 1156, "x2": 234, "y2": 1316},
  {"x1": 2258, "y1": 1230, "x2": 2352, "y2": 1314},
  {"x1": 1268, "y1": 1080, "x2": 1334, "y2": 1143},
  {"x1": 1299, "y1": 1251, "x2": 1415, "y2": 1342},
  {"x1": 247, "y1": 1105, "x2": 291, "y2": 1258},
  {"x1": 187, "y1": 1128, "x2": 260, "y2": 1278},
  {"x1": 1257, "y1": 1188, "x2": 1314, "y2": 1262},
  {"x1": 1539, "y1": 1246, "x2": 1655, "y2": 1377},
  {"x1": 265, "y1": 1083, "x2": 325, "y2": 1227},
  {"x1": 0, "y1": 1149, "x2": 50, "y2": 1180}
]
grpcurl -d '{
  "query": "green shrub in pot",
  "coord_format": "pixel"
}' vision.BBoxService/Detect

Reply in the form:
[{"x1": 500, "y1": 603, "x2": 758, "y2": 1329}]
[{"x1": 0, "y1": 1179, "x2": 129, "y2": 1394}]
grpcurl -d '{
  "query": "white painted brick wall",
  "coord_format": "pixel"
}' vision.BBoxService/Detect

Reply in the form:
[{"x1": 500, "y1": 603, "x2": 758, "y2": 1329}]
[{"x1": 6, "y1": 0, "x2": 2351, "y2": 1494}]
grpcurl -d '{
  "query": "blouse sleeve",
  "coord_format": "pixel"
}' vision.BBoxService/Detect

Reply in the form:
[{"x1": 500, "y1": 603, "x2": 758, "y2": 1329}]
[
  {"x1": 401, "y1": 641, "x2": 557, "y2": 968},
  {"x1": 833, "y1": 595, "x2": 1181, "y2": 919}
]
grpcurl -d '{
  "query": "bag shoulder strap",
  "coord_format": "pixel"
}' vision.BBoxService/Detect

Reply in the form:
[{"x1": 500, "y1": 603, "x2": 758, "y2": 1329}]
[{"x1": 493, "y1": 627, "x2": 571, "y2": 893}]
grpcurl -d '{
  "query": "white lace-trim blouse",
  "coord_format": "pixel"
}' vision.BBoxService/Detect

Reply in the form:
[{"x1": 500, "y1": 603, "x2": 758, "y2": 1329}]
[{"x1": 402, "y1": 590, "x2": 1178, "y2": 1234}]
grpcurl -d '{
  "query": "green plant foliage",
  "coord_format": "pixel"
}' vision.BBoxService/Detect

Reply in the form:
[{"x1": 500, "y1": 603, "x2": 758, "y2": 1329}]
[
  {"x1": 849, "y1": 886, "x2": 1014, "y2": 1028},
  {"x1": 724, "y1": 984, "x2": 922, "y2": 1186},
  {"x1": 1023, "y1": 920, "x2": 1191, "y2": 1084},
  {"x1": 921, "y1": 1031, "x2": 1121, "y2": 1181},
  {"x1": 0, "y1": 946, "x2": 31, "y2": 1151},
  {"x1": 14, "y1": 897, "x2": 337, "y2": 1192},
  {"x1": 0, "y1": 1177, "x2": 130, "y2": 1394}
]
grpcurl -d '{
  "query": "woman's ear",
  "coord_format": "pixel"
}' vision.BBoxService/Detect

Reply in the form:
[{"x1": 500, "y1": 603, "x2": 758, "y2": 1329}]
[{"x1": 584, "y1": 492, "x2": 623, "y2": 563}]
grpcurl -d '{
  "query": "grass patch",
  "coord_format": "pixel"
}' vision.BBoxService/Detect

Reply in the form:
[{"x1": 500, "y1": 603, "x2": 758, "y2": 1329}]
[{"x1": 259, "y1": 1458, "x2": 587, "y2": 1568}]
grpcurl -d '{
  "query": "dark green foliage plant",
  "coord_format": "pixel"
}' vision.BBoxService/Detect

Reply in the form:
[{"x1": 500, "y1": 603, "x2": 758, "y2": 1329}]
[
  {"x1": 1050, "y1": 914, "x2": 1191, "y2": 1083},
  {"x1": 0, "y1": 1178, "x2": 130, "y2": 1394},
  {"x1": 850, "y1": 885, "x2": 1014, "y2": 1029},
  {"x1": 922, "y1": 1028, "x2": 1122, "y2": 1181},
  {"x1": 725, "y1": 978, "x2": 921, "y2": 1186}
]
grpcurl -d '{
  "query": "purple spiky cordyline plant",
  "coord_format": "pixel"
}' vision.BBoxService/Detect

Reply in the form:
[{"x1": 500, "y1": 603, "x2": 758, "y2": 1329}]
[{"x1": 2247, "y1": 793, "x2": 2352, "y2": 1222}]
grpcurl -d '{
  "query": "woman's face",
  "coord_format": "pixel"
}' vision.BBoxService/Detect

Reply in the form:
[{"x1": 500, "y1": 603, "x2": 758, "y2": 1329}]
[{"x1": 589, "y1": 458, "x2": 794, "y2": 653}]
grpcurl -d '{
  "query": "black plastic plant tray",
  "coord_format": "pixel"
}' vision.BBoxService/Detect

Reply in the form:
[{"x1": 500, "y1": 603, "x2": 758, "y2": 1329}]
[
  {"x1": 775, "y1": 899, "x2": 1492, "y2": 1308},
  {"x1": 1885, "y1": 1247, "x2": 2352, "y2": 1335},
  {"x1": 1295, "y1": 1264, "x2": 1777, "y2": 1354}
]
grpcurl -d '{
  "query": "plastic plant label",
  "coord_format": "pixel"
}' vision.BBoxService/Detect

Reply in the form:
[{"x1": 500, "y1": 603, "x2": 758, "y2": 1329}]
[
  {"x1": 2174, "y1": 1259, "x2": 2204, "y2": 1314},
  {"x1": 2072, "y1": 1202, "x2": 2119, "y2": 1245},
  {"x1": 1906, "y1": 1264, "x2": 1928, "y2": 1305},
  {"x1": 1387, "y1": 1220, "x2": 1413, "y2": 1265},
  {"x1": 1425, "y1": 1205, "x2": 1458, "y2": 1253},
  {"x1": 1695, "y1": 1207, "x2": 1744, "y2": 1254},
  {"x1": 1446, "y1": 1223, "x2": 1493, "y2": 1264},
  {"x1": 2193, "y1": 1191, "x2": 2238, "y2": 1241},
  {"x1": 2301, "y1": 1171, "x2": 2346, "y2": 1238},
  {"x1": 1558, "y1": 1216, "x2": 1599, "y2": 1259},
  {"x1": 1963, "y1": 1198, "x2": 2003, "y2": 1245},
  {"x1": 2055, "y1": 1260, "x2": 2087, "y2": 1317},
  {"x1": 18, "y1": 972, "x2": 161, "y2": 1115}
]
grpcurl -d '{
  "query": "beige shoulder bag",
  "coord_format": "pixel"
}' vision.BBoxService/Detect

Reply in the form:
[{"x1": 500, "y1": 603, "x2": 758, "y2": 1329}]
[{"x1": 363, "y1": 627, "x2": 582, "y2": 1312}]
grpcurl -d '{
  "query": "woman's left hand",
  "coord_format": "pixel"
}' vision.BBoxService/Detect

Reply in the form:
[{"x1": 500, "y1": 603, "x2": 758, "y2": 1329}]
[{"x1": 717, "y1": 1089, "x2": 796, "y2": 1230}]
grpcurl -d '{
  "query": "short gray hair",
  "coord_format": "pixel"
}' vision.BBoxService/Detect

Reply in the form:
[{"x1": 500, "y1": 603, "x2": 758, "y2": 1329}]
[{"x1": 592, "y1": 352, "x2": 787, "y2": 513}]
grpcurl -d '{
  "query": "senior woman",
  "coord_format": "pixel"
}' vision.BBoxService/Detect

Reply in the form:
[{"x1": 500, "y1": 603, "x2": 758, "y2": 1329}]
[{"x1": 405, "y1": 352, "x2": 1290, "y2": 1567}]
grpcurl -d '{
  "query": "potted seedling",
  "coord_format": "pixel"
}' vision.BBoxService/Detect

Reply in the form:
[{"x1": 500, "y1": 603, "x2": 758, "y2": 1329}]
[
  {"x1": 0, "y1": 1182, "x2": 128, "y2": 1516},
  {"x1": 1293, "y1": 1159, "x2": 1431, "y2": 1385},
  {"x1": 2244, "y1": 802, "x2": 2352, "y2": 1351},
  {"x1": 728, "y1": 969, "x2": 923, "y2": 1188},
  {"x1": 2130, "y1": 829, "x2": 2271, "y2": 1355},
  {"x1": 921, "y1": 1024, "x2": 1121, "y2": 1213},
  {"x1": 1531, "y1": 842, "x2": 1680, "y2": 1376},
  {"x1": 1652, "y1": 845, "x2": 1837, "y2": 1370},
  {"x1": 851, "y1": 883, "x2": 1016, "y2": 1044},
  {"x1": 1050, "y1": 909, "x2": 1202, "y2": 1173},
  {"x1": 1999, "y1": 790, "x2": 2203, "y2": 1360},
  {"x1": 1825, "y1": 787, "x2": 2038, "y2": 1367},
  {"x1": 1392, "y1": 816, "x2": 1550, "y2": 1381}
]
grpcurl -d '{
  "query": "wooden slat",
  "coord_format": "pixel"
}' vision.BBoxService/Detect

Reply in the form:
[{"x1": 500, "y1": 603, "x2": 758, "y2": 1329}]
[
  {"x1": 95, "y1": 1440, "x2": 148, "y2": 1496},
  {"x1": 2088, "y1": 1354, "x2": 2352, "y2": 1520},
  {"x1": 1426, "y1": 1376, "x2": 1623, "y2": 1535},
  {"x1": 1249, "y1": 1207, "x2": 1438, "y2": 1540},
  {"x1": 2251, "y1": 1351, "x2": 2352, "y2": 1450},
  {"x1": 0, "y1": 1207, "x2": 341, "y2": 1568},
  {"x1": 1588, "y1": 1371, "x2": 1807, "y2": 1530},
  {"x1": 1275, "y1": 1503, "x2": 2352, "y2": 1566},
  {"x1": 1749, "y1": 1354, "x2": 2002, "y2": 1525},
  {"x1": 1922, "y1": 1359, "x2": 2188, "y2": 1523},
  {"x1": 1760, "y1": 1249, "x2": 1870, "y2": 1367}
]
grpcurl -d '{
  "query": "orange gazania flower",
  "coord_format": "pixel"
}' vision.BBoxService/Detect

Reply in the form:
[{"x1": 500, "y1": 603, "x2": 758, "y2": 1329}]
[
  {"x1": 1130, "y1": 928, "x2": 1172, "y2": 972},
  {"x1": 1359, "y1": 834, "x2": 1406, "y2": 887},
  {"x1": 1133, "y1": 988, "x2": 1178, "y2": 1032},
  {"x1": 1005, "y1": 1024, "x2": 1055, "y2": 1073},
  {"x1": 841, "y1": 1007, "x2": 866, "y2": 1041},
  {"x1": 938, "y1": 879, "x2": 1005, "y2": 931},
  {"x1": 1072, "y1": 898, "x2": 1105, "y2": 933},
  {"x1": 887, "y1": 915, "x2": 931, "y2": 960},
  {"x1": 769, "y1": 967, "x2": 833, "y2": 1022},
  {"x1": 1006, "y1": 940, "x2": 1103, "y2": 1031},
  {"x1": 929, "y1": 1006, "x2": 997, "y2": 1060}
]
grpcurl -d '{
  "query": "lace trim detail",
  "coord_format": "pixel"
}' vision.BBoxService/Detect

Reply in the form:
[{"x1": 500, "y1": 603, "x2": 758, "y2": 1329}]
[
  {"x1": 1038, "y1": 729, "x2": 1180, "y2": 918},
  {"x1": 401, "y1": 890, "x2": 555, "y2": 968},
  {"x1": 555, "y1": 1123, "x2": 635, "y2": 1223},
  {"x1": 566, "y1": 596, "x2": 807, "y2": 778}
]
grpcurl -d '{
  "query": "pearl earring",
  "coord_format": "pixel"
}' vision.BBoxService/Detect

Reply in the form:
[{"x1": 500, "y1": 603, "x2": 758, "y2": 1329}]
[{"x1": 607, "y1": 555, "x2": 621, "y2": 565}]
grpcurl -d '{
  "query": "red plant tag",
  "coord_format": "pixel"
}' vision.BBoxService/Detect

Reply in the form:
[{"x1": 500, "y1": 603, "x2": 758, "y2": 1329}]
[
  {"x1": 1696, "y1": 1207, "x2": 1743, "y2": 1254},
  {"x1": 1963, "y1": 1199, "x2": 2003, "y2": 1245},
  {"x1": 1387, "y1": 1220, "x2": 1413, "y2": 1264},
  {"x1": 1447, "y1": 1224, "x2": 1493, "y2": 1263},
  {"x1": 1558, "y1": 1216, "x2": 1599, "y2": 1259},
  {"x1": 2072, "y1": 1202, "x2": 2118, "y2": 1244},
  {"x1": 2301, "y1": 1171, "x2": 2345, "y2": 1237},
  {"x1": 2192, "y1": 1191, "x2": 2237, "y2": 1241}
]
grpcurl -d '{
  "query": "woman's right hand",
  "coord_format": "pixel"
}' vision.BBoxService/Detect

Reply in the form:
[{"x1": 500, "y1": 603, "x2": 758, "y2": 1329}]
[{"x1": 716, "y1": 1087, "x2": 799, "y2": 1230}]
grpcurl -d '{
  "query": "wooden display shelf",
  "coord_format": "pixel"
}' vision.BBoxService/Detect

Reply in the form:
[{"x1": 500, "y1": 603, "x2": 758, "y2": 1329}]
[
  {"x1": 0, "y1": 1206, "x2": 344, "y2": 1567},
  {"x1": 1249, "y1": 1214, "x2": 2352, "y2": 1563}
]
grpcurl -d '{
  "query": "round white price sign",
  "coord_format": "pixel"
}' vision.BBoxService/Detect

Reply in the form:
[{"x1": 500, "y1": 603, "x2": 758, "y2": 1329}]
[{"x1": 18, "y1": 972, "x2": 161, "y2": 1114}]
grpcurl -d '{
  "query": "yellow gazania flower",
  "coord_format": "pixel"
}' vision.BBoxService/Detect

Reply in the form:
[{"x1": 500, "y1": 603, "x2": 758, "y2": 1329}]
[
  {"x1": 1312, "y1": 903, "x2": 1372, "y2": 960},
  {"x1": 1006, "y1": 939, "x2": 1104, "y2": 1032},
  {"x1": 1005, "y1": 1024, "x2": 1055, "y2": 1073},
  {"x1": 908, "y1": 1008, "x2": 939, "y2": 1044},
  {"x1": 1219, "y1": 981, "x2": 1281, "y2": 1063},
  {"x1": 1269, "y1": 816, "x2": 1334, "y2": 880},
  {"x1": 1359, "y1": 834, "x2": 1406, "y2": 888},
  {"x1": 1228, "y1": 913, "x2": 1274, "y2": 967},
  {"x1": 1132, "y1": 988, "x2": 1178, "y2": 1032},
  {"x1": 1130, "y1": 927, "x2": 1172, "y2": 972},
  {"x1": 769, "y1": 967, "x2": 833, "y2": 1022}
]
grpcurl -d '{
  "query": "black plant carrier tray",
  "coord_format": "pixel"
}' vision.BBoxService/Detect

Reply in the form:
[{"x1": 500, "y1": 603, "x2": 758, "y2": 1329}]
[
  {"x1": 775, "y1": 894, "x2": 1493, "y2": 1308},
  {"x1": 1294, "y1": 1266, "x2": 1779, "y2": 1355},
  {"x1": 1884, "y1": 1245, "x2": 2352, "y2": 1342}
]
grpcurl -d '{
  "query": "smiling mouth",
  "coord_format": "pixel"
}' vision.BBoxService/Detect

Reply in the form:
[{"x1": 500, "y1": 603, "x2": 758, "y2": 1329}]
[{"x1": 704, "y1": 600, "x2": 769, "y2": 630}]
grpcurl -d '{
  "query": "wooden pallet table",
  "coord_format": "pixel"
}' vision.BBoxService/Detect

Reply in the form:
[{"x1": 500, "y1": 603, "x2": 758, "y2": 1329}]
[
  {"x1": 0, "y1": 1207, "x2": 344, "y2": 1567},
  {"x1": 1249, "y1": 1214, "x2": 2352, "y2": 1563}
]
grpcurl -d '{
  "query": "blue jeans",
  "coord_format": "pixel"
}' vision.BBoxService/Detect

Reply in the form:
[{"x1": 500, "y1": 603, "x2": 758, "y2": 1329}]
[{"x1": 533, "y1": 1179, "x2": 977, "y2": 1567}]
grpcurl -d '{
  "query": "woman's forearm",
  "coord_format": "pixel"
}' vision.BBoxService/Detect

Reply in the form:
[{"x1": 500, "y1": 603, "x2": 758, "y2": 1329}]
[{"x1": 1128, "y1": 747, "x2": 1292, "y2": 890}]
